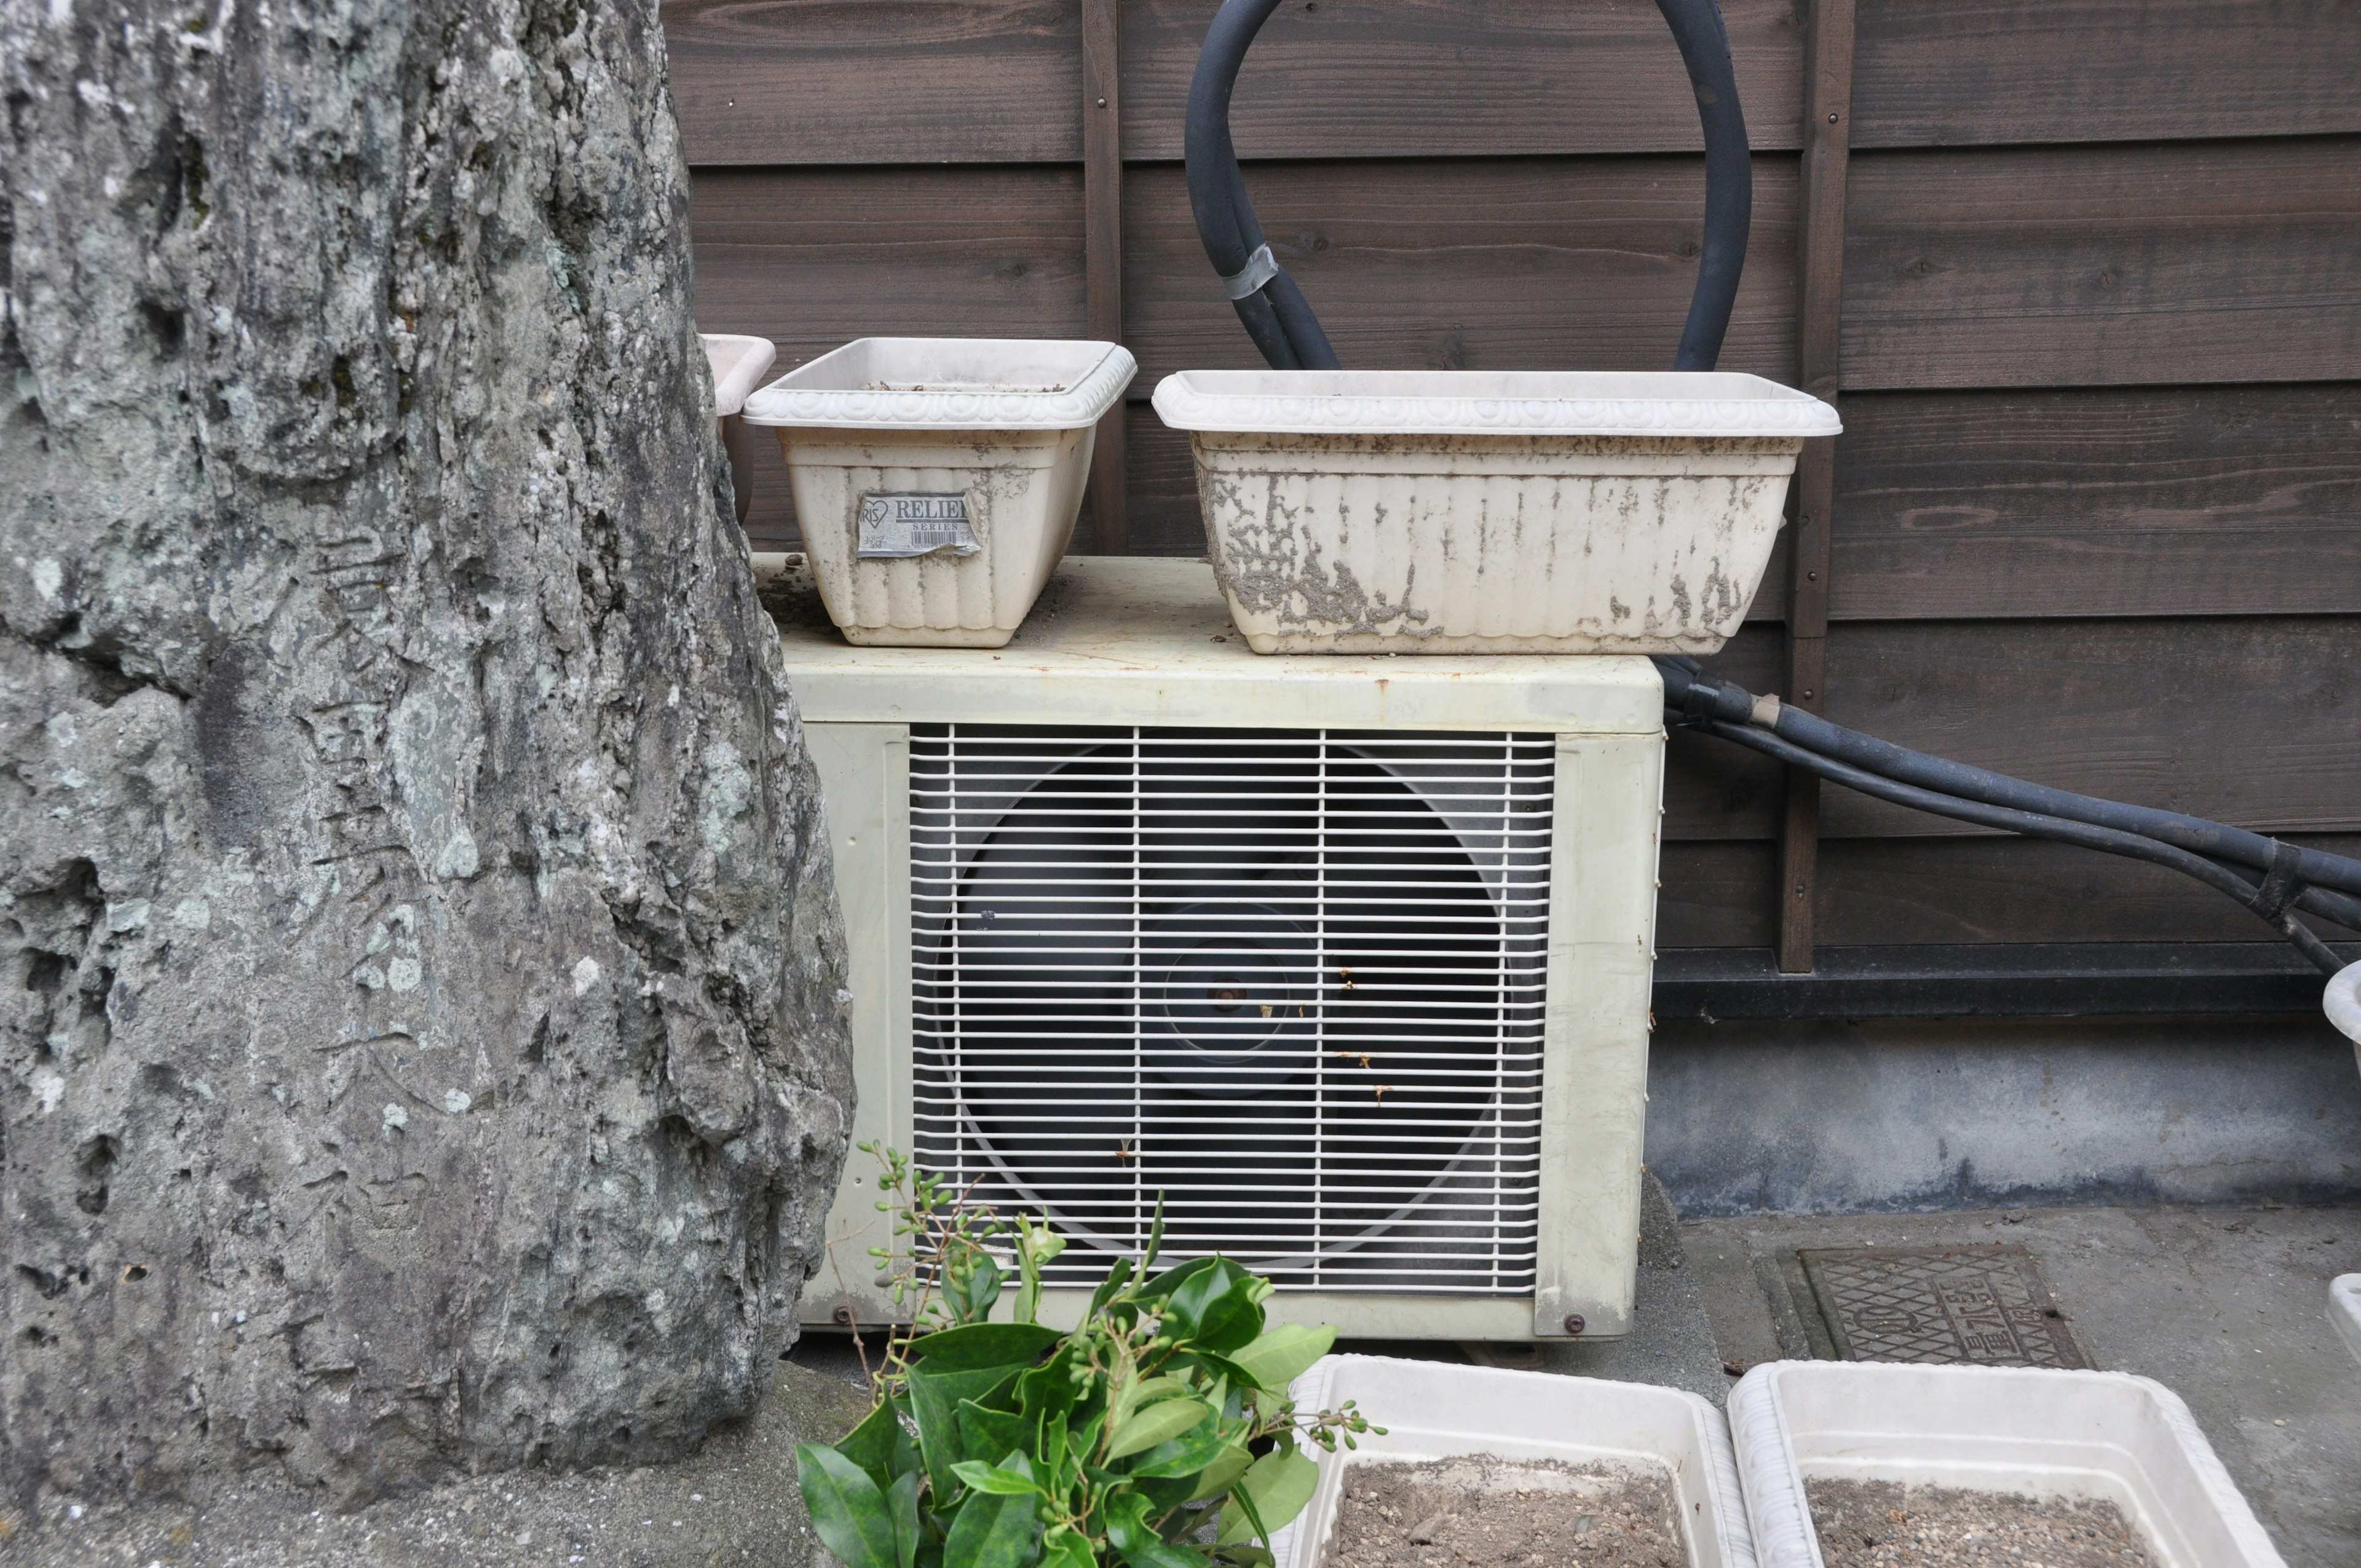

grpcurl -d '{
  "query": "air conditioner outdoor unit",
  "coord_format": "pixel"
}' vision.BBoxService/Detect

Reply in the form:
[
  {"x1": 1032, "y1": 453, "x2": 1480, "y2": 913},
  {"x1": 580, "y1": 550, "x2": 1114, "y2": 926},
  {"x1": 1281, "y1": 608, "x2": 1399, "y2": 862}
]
[{"x1": 768, "y1": 556, "x2": 1665, "y2": 1341}]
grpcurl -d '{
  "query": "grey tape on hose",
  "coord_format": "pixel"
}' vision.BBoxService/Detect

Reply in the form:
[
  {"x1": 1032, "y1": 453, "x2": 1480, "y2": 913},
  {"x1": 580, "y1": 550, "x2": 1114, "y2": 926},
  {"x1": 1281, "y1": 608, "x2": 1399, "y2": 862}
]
[{"x1": 1223, "y1": 243, "x2": 1279, "y2": 301}]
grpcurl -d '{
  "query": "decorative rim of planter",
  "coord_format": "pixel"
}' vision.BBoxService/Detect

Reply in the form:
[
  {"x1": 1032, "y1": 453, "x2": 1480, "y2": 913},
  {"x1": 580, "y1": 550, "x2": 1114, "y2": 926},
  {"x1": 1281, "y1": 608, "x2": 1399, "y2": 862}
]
[
  {"x1": 1726, "y1": 1360, "x2": 2286, "y2": 1568},
  {"x1": 2325, "y1": 959, "x2": 2361, "y2": 1045},
  {"x1": 1152, "y1": 369, "x2": 1841, "y2": 438},
  {"x1": 2334, "y1": 1274, "x2": 2361, "y2": 1365},
  {"x1": 700, "y1": 333, "x2": 777, "y2": 418},
  {"x1": 743, "y1": 338, "x2": 1137, "y2": 431}
]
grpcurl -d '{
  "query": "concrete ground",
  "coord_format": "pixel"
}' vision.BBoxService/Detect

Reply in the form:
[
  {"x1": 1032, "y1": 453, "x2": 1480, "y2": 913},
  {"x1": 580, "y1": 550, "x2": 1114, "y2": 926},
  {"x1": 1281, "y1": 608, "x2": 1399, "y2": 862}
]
[{"x1": 1685, "y1": 1202, "x2": 2361, "y2": 1566}]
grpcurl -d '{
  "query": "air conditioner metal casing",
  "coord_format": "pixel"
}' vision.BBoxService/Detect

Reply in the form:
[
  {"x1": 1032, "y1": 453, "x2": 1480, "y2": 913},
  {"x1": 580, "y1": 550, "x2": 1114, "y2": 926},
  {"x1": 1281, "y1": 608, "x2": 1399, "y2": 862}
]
[{"x1": 770, "y1": 556, "x2": 1665, "y2": 1340}]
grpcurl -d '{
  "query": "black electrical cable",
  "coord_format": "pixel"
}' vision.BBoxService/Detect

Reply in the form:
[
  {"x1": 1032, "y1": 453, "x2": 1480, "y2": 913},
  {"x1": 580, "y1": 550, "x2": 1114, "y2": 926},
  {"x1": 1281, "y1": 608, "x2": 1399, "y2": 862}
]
[
  {"x1": 1701, "y1": 718, "x2": 2351, "y2": 977},
  {"x1": 1185, "y1": 0, "x2": 1752, "y2": 373},
  {"x1": 1655, "y1": 655, "x2": 2361, "y2": 932}
]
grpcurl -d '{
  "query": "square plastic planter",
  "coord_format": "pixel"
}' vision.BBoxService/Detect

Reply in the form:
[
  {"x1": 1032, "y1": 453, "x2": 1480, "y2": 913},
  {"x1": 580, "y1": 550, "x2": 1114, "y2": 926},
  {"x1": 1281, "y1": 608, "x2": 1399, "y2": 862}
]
[
  {"x1": 743, "y1": 338, "x2": 1135, "y2": 647},
  {"x1": 1726, "y1": 1361, "x2": 2285, "y2": 1568},
  {"x1": 700, "y1": 332, "x2": 776, "y2": 526},
  {"x1": 1274, "y1": 1355, "x2": 1755, "y2": 1568},
  {"x1": 1152, "y1": 369, "x2": 1839, "y2": 655}
]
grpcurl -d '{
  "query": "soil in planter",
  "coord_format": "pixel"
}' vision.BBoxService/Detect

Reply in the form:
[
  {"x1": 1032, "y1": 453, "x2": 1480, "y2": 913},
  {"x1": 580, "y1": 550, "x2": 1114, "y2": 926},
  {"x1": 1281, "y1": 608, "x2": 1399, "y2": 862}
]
[
  {"x1": 1324, "y1": 1457, "x2": 1686, "y2": 1568},
  {"x1": 1807, "y1": 1478, "x2": 2156, "y2": 1568}
]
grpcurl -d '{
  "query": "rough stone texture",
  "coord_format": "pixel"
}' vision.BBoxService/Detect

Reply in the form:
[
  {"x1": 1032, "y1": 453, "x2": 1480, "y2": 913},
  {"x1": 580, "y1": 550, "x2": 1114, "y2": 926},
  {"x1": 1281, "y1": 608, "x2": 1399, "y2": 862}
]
[
  {"x1": 0, "y1": 1360, "x2": 871, "y2": 1565},
  {"x1": 0, "y1": 0, "x2": 852, "y2": 1516}
]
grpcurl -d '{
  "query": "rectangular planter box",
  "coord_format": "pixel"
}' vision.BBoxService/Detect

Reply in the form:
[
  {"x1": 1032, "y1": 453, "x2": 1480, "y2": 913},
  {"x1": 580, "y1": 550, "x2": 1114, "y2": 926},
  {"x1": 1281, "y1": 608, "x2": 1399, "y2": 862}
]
[
  {"x1": 701, "y1": 332, "x2": 776, "y2": 526},
  {"x1": 2335, "y1": 1275, "x2": 2361, "y2": 1365},
  {"x1": 1153, "y1": 370, "x2": 1838, "y2": 655},
  {"x1": 1726, "y1": 1361, "x2": 2285, "y2": 1568},
  {"x1": 744, "y1": 338, "x2": 1134, "y2": 647},
  {"x1": 1276, "y1": 1355, "x2": 1755, "y2": 1568}
]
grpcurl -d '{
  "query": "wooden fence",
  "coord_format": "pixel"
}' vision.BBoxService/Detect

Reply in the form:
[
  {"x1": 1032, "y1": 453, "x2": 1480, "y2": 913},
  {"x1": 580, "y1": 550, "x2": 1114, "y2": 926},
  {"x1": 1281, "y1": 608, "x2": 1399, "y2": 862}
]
[{"x1": 667, "y1": 0, "x2": 2361, "y2": 1007}]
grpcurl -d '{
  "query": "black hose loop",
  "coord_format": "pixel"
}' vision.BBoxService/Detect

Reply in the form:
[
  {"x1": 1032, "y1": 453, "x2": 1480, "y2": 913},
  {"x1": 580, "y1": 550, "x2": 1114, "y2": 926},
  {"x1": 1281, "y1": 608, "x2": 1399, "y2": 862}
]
[
  {"x1": 1187, "y1": 0, "x2": 1752, "y2": 373},
  {"x1": 1655, "y1": 0, "x2": 1753, "y2": 371}
]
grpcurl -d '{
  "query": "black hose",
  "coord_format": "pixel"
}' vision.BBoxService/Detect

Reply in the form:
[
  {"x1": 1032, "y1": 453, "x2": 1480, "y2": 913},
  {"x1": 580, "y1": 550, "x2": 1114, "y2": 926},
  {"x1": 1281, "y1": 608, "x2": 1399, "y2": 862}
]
[
  {"x1": 1185, "y1": 0, "x2": 1751, "y2": 372},
  {"x1": 1702, "y1": 718, "x2": 2350, "y2": 976},
  {"x1": 1185, "y1": 0, "x2": 1340, "y2": 370},
  {"x1": 1654, "y1": 0, "x2": 1752, "y2": 371}
]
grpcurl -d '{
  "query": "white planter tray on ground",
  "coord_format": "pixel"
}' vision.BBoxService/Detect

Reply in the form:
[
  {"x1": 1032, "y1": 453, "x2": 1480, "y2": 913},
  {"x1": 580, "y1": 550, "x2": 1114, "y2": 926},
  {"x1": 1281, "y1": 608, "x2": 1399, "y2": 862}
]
[
  {"x1": 1152, "y1": 368, "x2": 1839, "y2": 655},
  {"x1": 743, "y1": 338, "x2": 1135, "y2": 647},
  {"x1": 1276, "y1": 1355, "x2": 1755, "y2": 1568},
  {"x1": 1726, "y1": 1361, "x2": 2285, "y2": 1568},
  {"x1": 2333, "y1": 1275, "x2": 2361, "y2": 1366}
]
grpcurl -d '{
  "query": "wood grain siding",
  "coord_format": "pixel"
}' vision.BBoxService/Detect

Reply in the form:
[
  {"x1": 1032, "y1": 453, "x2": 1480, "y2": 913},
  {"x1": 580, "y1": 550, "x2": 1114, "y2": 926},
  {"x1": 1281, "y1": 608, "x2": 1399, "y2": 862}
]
[
  {"x1": 663, "y1": 1, "x2": 1082, "y2": 165},
  {"x1": 1113, "y1": 0, "x2": 1807, "y2": 160},
  {"x1": 1849, "y1": 0, "x2": 2361, "y2": 148},
  {"x1": 1829, "y1": 386, "x2": 2361, "y2": 620},
  {"x1": 1121, "y1": 157, "x2": 1801, "y2": 388},
  {"x1": 1840, "y1": 138, "x2": 2361, "y2": 390},
  {"x1": 1663, "y1": 617, "x2": 2361, "y2": 843}
]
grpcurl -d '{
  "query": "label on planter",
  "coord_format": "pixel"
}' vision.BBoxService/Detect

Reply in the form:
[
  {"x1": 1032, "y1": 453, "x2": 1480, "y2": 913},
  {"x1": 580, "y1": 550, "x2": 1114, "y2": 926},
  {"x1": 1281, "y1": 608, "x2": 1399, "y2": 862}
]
[{"x1": 855, "y1": 492, "x2": 981, "y2": 558}]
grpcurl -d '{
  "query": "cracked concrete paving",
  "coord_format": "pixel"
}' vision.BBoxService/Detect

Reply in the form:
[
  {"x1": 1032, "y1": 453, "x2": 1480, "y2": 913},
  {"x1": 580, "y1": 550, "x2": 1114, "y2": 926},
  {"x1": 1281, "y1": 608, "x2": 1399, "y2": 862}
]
[{"x1": 1685, "y1": 1203, "x2": 2361, "y2": 1566}]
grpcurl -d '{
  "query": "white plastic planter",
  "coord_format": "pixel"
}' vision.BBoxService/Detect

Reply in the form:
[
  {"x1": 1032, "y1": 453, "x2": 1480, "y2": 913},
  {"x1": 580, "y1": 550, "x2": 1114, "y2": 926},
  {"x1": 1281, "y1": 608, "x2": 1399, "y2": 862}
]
[
  {"x1": 1276, "y1": 1355, "x2": 1755, "y2": 1568},
  {"x1": 1152, "y1": 370, "x2": 1840, "y2": 655},
  {"x1": 2333, "y1": 1275, "x2": 2361, "y2": 1366},
  {"x1": 2327, "y1": 959, "x2": 2361, "y2": 1072},
  {"x1": 701, "y1": 333, "x2": 777, "y2": 526},
  {"x1": 742, "y1": 338, "x2": 1135, "y2": 647},
  {"x1": 1726, "y1": 1361, "x2": 2285, "y2": 1568}
]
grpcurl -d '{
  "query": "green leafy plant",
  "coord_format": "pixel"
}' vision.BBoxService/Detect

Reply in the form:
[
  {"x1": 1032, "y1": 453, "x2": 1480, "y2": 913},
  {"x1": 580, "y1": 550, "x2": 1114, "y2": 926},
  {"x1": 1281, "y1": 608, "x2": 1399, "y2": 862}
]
[{"x1": 796, "y1": 1144, "x2": 1378, "y2": 1568}]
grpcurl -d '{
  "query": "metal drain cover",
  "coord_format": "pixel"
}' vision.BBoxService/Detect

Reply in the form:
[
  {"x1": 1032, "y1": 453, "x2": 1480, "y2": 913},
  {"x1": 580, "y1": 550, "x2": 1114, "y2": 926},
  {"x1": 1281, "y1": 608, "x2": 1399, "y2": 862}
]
[{"x1": 1796, "y1": 1245, "x2": 2088, "y2": 1368}]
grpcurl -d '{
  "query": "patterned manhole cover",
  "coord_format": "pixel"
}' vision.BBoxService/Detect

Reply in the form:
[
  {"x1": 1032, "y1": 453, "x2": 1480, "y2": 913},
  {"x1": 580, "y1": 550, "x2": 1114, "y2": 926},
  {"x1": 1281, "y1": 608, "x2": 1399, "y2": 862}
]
[{"x1": 1797, "y1": 1245, "x2": 2088, "y2": 1367}]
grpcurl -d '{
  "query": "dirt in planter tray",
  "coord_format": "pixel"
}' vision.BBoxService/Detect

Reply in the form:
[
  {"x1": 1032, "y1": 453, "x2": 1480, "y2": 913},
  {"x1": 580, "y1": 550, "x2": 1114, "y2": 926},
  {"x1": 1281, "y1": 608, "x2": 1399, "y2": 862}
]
[
  {"x1": 1324, "y1": 1457, "x2": 1687, "y2": 1568},
  {"x1": 1808, "y1": 1478, "x2": 2156, "y2": 1568}
]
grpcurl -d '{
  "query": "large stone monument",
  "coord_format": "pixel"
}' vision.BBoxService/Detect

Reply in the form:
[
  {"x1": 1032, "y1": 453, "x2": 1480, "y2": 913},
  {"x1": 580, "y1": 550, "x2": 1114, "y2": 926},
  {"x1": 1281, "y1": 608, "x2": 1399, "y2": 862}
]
[{"x1": 0, "y1": 0, "x2": 852, "y2": 1522}]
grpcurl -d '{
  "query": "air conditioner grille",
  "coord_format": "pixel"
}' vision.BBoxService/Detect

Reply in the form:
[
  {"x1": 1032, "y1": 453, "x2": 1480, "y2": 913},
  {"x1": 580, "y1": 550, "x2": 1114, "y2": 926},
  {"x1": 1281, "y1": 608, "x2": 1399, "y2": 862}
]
[{"x1": 911, "y1": 724, "x2": 1552, "y2": 1294}]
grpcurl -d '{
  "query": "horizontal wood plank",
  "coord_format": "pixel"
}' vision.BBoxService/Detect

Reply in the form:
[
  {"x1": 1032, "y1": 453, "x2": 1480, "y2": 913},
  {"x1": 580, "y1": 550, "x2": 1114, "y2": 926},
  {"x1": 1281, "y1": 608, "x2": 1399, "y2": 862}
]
[
  {"x1": 1122, "y1": 157, "x2": 1800, "y2": 388},
  {"x1": 1813, "y1": 833, "x2": 2361, "y2": 946},
  {"x1": 663, "y1": 2, "x2": 2361, "y2": 167},
  {"x1": 1851, "y1": 0, "x2": 2361, "y2": 149},
  {"x1": 1830, "y1": 386, "x2": 2361, "y2": 619},
  {"x1": 662, "y1": 0, "x2": 1080, "y2": 165},
  {"x1": 1657, "y1": 834, "x2": 2361, "y2": 949},
  {"x1": 1116, "y1": 0, "x2": 1806, "y2": 160},
  {"x1": 1841, "y1": 139, "x2": 2361, "y2": 390}
]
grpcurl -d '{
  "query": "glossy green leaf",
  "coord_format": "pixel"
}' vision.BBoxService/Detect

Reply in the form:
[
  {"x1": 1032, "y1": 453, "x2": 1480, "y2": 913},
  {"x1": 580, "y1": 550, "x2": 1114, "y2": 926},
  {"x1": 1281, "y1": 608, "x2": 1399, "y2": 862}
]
[
  {"x1": 940, "y1": 1483, "x2": 1040, "y2": 1568},
  {"x1": 1105, "y1": 1397, "x2": 1211, "y2": 1461},
  {"x1": 957, "y1": 1398, "x2": 1034, "y2": 1469},
  {"x1": 1228, "y1": 1323, "x2": 1335, "y2": 1395},
  {"x1": 948, "y1": 1459, "x2": 1042, "y2": 1497},
  {"x1": 1161, "y1": 1261, "x2": 1264, "y2": 1352},
  {"x1": 1104, "y1": 1491, "x2": 1211, "y2": 1568},
  {"x1": 908, "y1": 1361, "x2": 1022, "y2": 1501},
  {"x1": 1136, "y1": 1254, "x2": 1217, "y2": 1303},
  {"x1": 1182, "y1": 1442, "x2": 1252, "y2": 1501},
  {"x1": 1039, "y1": 1524, "x2": 1096, "y2": 1568},
  {"x1": 796, "y1": 1442, "x2": 899, "y2": 1568},
  {"x1": 903, "y1": 1321, "x2": 1061, "y2": 1372},
  {"x1": 1126, "y1": 1417, "x2": 1240, "y2": 1480},
  {"x1": 888, "y1": 1469, "x2": 922, "y2": 1568},
  {"x1": 837, "y1": 1396, "x2": 908, "y2": 1488},
  {"x1": 1216, "y1": 1449, "x2": 1318, "y2": 1546}
]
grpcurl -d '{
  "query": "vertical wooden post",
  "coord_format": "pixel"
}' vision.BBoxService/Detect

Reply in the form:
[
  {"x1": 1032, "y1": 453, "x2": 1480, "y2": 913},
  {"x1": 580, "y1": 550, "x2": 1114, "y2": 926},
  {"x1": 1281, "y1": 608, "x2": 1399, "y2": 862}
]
[
  {"x1": 1779, "y1": 0, "x2": 1855, "y2": 972},
  {"x1": 1082, "y1": 0, "x2": 1128, "y2": 555}
]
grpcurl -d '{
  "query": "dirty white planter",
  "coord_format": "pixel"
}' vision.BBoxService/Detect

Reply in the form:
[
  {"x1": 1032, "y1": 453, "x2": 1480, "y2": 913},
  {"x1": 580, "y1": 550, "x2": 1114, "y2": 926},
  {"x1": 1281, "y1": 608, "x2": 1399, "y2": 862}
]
[
  {"x1": 2328, "y1": 959, "x2": 2361, "y2": 1071},
  {"x1": 2333, "y1": 1275, "x2": 2361, "y2": 1366},
  {"x1": 1152, "y1": 369, "x2": 1839, "y2": 655},
  {"x1": 1275, "y1": 1355, "x2": 1755, "y2": 1568},
  {"x1": 1726, "y1": 1361, "x2": 2285, "y2": 1568},
  {"x1": 701, "y1": 333, "x2": 777, "y2": 525},
  {"x1": 742, "y1": 338, "x2": 1135, "y2": 647}
]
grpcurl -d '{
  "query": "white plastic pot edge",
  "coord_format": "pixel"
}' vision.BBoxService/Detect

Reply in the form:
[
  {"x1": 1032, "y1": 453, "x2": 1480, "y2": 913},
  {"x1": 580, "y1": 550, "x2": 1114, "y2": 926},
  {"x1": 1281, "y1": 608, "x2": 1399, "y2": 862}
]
[
  {"x1": 2325, "y1": 959, "x2": 2361, "y2": 1047},
  {"x1": 1151, "y1": 368, "x2": 1840, "y2": 439},
  {"x1": 742, "y1": 338, "x2": 1136, "y2": 431},
  {"x1": 2332, "y1": 1275, "x2": 2361, "y2": 1366},
  {"x1": 1278, "y1": 1354, "x2": 1756, "y2": 1568},
  {"x1": 699, "y1": 333, "x2": 776, "y2": 418},
  {"x1": 1725, "y1": 1361, "x2": 2285, "y2": 1568}
]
